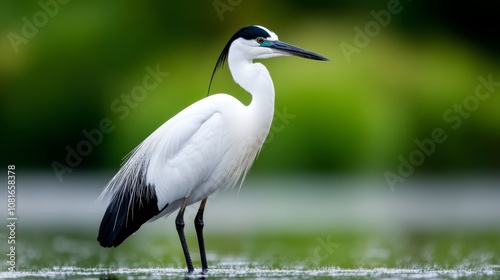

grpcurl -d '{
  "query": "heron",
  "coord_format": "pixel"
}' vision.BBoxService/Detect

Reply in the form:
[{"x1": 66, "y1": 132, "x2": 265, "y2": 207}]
[{"x1": 97, "y1": 25, "x2": 328, "y2": 274}]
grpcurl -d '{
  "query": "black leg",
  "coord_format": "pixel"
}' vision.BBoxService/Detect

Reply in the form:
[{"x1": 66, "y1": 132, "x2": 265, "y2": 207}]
[
  {"x1": 176, "y1": 197, "x2": 194, "y2": 273},
  {"x1": 195, "y1": 198, "x2": 208, "y2": 274}
]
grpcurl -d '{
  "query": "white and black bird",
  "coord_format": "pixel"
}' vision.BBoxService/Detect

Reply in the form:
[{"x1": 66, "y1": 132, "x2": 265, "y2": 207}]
[{"x1": 97, "y1": 25, "x2": 328, "y2": 274}]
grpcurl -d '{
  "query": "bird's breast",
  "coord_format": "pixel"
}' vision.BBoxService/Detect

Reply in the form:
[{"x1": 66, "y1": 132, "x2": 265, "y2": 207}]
[
  {"x1": 189, "y1": 105, "x2": 274, "y2": 202},
  {"x1": 223, "y1": 106, "x2": 273, "y2": 177}
]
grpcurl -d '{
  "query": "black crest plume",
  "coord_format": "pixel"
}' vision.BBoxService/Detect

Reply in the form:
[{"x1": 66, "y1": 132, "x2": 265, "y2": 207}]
[{"x1": 207, "y1": 25, "x2": 271, "y2": 95}]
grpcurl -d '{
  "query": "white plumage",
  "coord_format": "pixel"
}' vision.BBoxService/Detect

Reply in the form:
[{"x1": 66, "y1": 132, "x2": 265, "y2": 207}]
[
  {"x1": 98, "y1": 25, "x2": 327, "y2": 274},
  {"x1": 105, "y1": 92, "x2": 271, "y2": 219}
]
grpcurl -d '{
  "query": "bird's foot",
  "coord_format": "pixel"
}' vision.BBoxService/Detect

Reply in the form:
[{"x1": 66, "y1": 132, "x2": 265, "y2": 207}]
[{"x1": 183, "y1": 269, "x2": 207, "y2": 279}]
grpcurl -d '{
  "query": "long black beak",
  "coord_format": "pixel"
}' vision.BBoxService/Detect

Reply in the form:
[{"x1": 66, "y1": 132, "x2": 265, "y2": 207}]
[{"x1": 269, "y1": 40, "x2": 329, "y2": 61}]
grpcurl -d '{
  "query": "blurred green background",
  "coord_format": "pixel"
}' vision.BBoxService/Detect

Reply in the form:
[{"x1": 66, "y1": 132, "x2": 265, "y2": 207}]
[
  {"x1": 1, "y1": 1, "x2": 500, "y2": 278},
  {"x1": 1, "y1": 0, "x2": 499, "y2": 179}
]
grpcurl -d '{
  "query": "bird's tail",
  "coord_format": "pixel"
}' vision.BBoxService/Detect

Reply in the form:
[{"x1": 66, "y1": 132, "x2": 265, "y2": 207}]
[{"x1": 97, "y1": 183, "x2": 161, "y2": 248}]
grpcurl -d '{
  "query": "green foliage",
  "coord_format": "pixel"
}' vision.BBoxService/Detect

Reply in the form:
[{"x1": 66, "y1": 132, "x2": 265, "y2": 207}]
[{"x1": 1, "y1": 1, "x2": 499, "y2": 176}]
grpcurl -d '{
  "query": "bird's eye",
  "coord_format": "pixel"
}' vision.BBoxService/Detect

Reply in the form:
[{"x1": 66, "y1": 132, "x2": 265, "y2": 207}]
[{"x1": 256, "y1": 37, "x2": 265, "y2": 44}]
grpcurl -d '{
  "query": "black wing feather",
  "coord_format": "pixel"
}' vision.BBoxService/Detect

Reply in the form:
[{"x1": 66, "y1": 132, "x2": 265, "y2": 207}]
[{"x1": 97, "y1": 171, "x2": 163, "y2": 248}]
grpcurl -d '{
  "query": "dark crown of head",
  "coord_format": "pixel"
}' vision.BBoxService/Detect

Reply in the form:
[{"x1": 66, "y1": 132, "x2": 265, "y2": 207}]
[{"x1": 208, "y1": 26, "x2": 271, "y2": 94}]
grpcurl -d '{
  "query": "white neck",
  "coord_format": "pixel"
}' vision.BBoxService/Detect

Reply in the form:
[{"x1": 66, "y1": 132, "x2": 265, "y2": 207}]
[{"x1": 228, "y1": 48, "x2": 275, "y2": 134}]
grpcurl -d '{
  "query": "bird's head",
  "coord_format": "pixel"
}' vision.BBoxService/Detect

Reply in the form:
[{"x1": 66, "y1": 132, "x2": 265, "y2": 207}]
[{"x1": 208, "y1": 25, "x2": 328, "y2": 93}]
